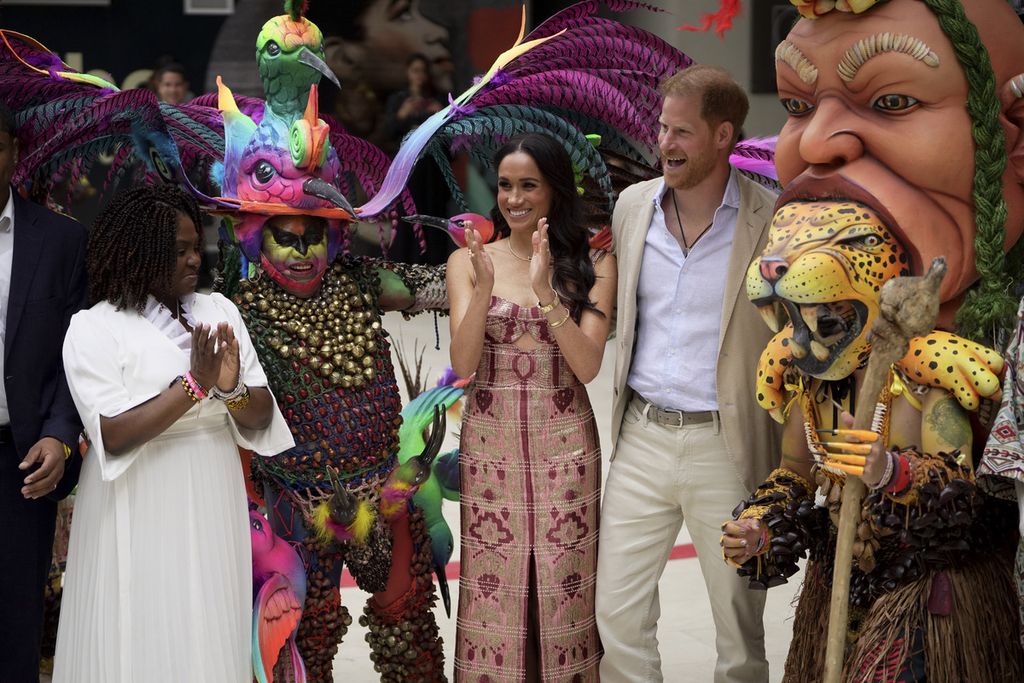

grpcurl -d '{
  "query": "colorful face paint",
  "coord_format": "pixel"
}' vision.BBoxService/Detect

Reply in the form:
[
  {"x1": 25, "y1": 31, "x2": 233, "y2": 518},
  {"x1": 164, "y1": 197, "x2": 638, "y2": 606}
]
[{"x1": 260, "y1": 215, "x2": 329, "y2": 297}]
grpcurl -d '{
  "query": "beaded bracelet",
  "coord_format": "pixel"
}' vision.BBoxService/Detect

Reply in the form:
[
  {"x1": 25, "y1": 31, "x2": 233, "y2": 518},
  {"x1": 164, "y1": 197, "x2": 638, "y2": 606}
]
[
  {"x1": 549, "y1": 308, "x2": 572, "y2": 329},
  {"x1": 185, "y1": 371, "x2": 208, "y2": 400},
  {"x1": 177, "y1": 375, "x2": 203, "y2": 403},
  {"x1": 210, "y1": 375, "x2": 247, "y2": 402},
  {"x1": 869, "y1": 450, "x2": 897, "y2": 490}
]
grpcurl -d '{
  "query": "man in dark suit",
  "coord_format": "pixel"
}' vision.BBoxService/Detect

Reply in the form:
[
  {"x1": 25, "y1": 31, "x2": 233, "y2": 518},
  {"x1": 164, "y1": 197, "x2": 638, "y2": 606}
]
[{"x1": 0, "y1": 103, "x2": 87, "y2": 681}]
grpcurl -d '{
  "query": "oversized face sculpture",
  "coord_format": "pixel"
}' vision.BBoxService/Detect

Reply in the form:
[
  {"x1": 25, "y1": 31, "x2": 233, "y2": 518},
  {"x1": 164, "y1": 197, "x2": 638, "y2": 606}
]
[{"x1": 750, "y1": 0, "x2": 1024, "y2": 376}]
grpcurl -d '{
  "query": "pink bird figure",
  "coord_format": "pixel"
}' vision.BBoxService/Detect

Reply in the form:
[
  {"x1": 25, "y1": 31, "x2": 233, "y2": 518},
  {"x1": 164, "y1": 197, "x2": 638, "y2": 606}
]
[
  {"x1": 250, "y1": 509, "x2": 308, "y2": 683},
  {"x1": 402, "y1": 212, "x2": 495, "y2": 247}
]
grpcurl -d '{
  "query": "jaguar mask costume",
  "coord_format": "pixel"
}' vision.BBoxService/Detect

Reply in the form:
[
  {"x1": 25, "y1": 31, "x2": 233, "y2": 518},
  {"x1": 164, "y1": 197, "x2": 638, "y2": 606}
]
[{"x1": 724, "y1": 1, "x2": 1024, "y2": 681}]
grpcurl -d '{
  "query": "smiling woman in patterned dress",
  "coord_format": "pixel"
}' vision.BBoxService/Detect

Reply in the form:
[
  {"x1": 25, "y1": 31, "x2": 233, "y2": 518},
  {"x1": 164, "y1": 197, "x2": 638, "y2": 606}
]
[{"x1": 446, "y1": 133, "x2": 617, "y2": 682}]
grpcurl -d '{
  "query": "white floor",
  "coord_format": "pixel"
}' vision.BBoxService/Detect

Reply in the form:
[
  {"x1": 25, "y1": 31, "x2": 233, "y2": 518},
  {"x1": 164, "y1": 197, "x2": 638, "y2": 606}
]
[{"x1": 327, "y1": 312, "x2": 800, "y2": 682}]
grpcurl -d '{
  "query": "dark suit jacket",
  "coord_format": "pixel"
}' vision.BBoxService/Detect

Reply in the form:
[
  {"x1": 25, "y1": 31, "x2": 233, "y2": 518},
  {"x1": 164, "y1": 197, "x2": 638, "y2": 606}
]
[{"x1": 5, "y1": 192, "x2": 87, "y2": 497}]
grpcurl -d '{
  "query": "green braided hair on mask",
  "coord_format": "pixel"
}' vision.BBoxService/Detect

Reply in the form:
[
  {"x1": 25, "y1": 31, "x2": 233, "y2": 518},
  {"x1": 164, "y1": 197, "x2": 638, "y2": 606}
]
[{"x1": 922, "y1": 0, "x2": 1021, "y2": 344}]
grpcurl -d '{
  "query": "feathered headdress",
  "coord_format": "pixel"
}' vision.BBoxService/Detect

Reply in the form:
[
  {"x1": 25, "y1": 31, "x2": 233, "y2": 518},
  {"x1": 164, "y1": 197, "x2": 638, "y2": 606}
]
[{"x1": 0, "y1": 1, "x2": 779, "y2": 258}]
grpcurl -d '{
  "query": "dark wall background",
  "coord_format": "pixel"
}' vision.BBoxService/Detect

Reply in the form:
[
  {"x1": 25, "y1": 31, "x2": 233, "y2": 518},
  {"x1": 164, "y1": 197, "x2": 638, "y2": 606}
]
[{"x1": 0, "y1": 1, "x2": 225, "y2": 92}]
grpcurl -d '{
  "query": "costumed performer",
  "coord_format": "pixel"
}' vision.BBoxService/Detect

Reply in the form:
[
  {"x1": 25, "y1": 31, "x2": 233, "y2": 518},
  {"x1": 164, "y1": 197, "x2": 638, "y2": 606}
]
[{"x1": 721, "y1": 0, "x2": 1024, "y2": 680}]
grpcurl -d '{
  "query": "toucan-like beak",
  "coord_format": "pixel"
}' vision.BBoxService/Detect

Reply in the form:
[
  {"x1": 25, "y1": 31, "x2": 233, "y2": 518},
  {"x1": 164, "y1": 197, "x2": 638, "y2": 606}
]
[
  {"x1": 402, "y1": 214, "x2": 450, "y2": 230},
  {"x1": 298, "y1": 47, "x2": 341, "y2": 89},
  {"x1": 303, "y1": 177, "x2": 355, "y2": 217}
]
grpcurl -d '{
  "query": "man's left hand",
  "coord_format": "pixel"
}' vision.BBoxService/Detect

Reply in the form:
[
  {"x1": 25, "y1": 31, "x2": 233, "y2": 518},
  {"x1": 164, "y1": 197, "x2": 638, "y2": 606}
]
[{"x1": 19, "y1": 436, "x2": 65, "y2": 499}]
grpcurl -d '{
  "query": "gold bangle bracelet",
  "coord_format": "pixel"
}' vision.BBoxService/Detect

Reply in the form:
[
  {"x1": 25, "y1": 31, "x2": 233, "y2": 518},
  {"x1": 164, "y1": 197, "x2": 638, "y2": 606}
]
[
  {"x1": 225, "y1": 386, "x2": 251, "y2": 411},
  {"x1": 549, "y1": 308, "x2": 572, "y2": 328},
  {"x1": 538, "y1": 295, "x2": 559, "y2": 315}
]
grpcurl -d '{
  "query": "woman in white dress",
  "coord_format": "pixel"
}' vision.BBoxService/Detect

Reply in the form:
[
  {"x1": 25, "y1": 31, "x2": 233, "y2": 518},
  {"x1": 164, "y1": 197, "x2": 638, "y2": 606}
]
[{"x1": 53, "y1": 185, "x2": 293, "y2": 682}]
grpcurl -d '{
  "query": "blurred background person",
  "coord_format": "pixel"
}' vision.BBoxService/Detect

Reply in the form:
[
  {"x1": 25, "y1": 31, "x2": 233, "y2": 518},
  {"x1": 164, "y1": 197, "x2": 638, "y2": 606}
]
[
  {"x1": 313, "y1": 0, "x2": 453, "y2": 141},
  {"x1": 151, "y1": 62, "x2": 191, "y2": 105},
  {"x1": 384, "y1": 53, "x2": 444, "y2": 147}
]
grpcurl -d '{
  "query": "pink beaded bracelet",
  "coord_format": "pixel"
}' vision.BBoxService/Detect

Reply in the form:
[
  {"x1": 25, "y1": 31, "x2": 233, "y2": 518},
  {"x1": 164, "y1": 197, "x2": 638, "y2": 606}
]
[{"x1": 184, "y1": 371, "x2": 208, "y2": 400}]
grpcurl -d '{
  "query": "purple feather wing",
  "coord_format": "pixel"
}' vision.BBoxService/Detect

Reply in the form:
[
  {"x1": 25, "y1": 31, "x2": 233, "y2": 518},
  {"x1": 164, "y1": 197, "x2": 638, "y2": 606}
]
[
  {"x1": 729, "y1": 137, "x2": 779, "y2": 190},
  {"x1": 528, "y1": 0, "x2": 669, "y2": 38},
  {"x1": 359, "y1": 0, "x2": 692, "y2": 221}
]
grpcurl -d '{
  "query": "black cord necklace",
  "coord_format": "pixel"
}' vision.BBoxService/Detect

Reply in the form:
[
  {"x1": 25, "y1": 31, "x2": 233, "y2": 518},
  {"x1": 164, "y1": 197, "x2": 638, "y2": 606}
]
[{"x1": 671, "y1": 188, "x2": 713, "y2": 256}]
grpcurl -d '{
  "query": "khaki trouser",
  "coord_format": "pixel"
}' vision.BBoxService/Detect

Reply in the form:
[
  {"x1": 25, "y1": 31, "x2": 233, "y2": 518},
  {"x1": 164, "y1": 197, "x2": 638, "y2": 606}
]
[{"x1": 596, "y1": 395, "x2": 768, "y2": 683}]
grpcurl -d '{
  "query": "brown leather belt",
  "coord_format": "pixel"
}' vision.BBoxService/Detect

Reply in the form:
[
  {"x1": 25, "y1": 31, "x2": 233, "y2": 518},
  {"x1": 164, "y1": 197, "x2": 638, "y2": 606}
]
[{"x1": 634, "y1": 394, "x2": 717, "y2": 428}]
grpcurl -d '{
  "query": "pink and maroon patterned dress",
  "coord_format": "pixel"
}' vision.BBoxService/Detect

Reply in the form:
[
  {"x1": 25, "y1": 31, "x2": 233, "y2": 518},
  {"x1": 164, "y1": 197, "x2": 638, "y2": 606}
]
[{"x1": 455, "y1": 295, "x2": 602, "y2": 682}]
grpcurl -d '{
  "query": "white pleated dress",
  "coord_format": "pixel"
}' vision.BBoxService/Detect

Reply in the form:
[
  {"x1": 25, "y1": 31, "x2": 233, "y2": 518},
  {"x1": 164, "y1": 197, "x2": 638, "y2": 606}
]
[{"x1": 53, "y1": 292, "x2": 294, "y2": 683}]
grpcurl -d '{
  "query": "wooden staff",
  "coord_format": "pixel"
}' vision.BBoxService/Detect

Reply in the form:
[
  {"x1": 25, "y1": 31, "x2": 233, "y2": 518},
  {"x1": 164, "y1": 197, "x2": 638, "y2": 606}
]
[{"x1": 822, "y1": 257, "x2": 947, "y2": 683}]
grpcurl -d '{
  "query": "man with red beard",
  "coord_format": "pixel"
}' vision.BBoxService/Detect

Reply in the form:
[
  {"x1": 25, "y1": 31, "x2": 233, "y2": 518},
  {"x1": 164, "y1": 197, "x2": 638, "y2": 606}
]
[
  {"x1": 721, "y1": 0, "x2": 1024, "y2": 679},
  {"x1": 597, "y1": 65, "x2": 780, "y2": 683}
]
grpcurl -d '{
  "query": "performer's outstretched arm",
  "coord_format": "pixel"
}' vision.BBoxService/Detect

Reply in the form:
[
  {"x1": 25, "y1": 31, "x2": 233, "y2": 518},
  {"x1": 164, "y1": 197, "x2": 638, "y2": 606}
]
[{"x1": 375, "y1": 262, "x2": 448, "y2": 315}]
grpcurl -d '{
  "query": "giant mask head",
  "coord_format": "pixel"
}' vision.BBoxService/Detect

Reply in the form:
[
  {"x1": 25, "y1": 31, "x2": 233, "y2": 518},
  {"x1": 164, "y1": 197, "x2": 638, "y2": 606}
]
[
  {"x1": 748, "y1": 0, "x2": 1024, "y2": 378},
  {"x1": 216, "y1": 2, "x2": 355, "y2": 298}
]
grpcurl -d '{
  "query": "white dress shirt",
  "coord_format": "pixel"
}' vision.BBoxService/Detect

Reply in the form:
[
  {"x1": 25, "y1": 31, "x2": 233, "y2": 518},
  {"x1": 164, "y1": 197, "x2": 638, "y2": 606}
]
[
  {"x1": 626, "y1": 169, "x2": 740, "y2": 411},
  {"x1": 0, "y1": 193, "x2": 14, "y2": 424}
]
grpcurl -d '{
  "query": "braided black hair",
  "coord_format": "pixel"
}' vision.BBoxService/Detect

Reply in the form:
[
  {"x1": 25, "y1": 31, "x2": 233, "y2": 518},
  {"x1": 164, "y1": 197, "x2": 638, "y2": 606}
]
[{"x1": 88, "y1": 184, "x2": 203, "y2": 313}]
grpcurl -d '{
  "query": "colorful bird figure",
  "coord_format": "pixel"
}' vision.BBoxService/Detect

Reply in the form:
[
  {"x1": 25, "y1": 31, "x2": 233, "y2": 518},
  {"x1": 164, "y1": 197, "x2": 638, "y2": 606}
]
[
  {"x1": 380, "y1": 405, "x2": 447, "y2": 517},
  {"x1": 402, "y1": 212, "x2": 495, "y2": 248},
  {"x1": 255, "y1": 0, "x2": 339, "y2": 121},
  {"x1": 311, "y1": 466, "x2": 376, "y2": 546},
  {"x1": 405, "y1": 211, "x2": 619, "y2": 255},
  {"x1": 250, "y1": 508, "x2": 308, "y2": 683},
  {"x1": 214, "y1": 2, "x2": 356, "y2": 294},
  {"x1": 397, "y1": 382, "x2": 465, "y2": 616}
]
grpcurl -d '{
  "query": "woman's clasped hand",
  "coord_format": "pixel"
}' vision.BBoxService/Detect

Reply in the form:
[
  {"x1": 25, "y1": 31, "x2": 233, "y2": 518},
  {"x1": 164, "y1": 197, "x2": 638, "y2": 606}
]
[{"x1": 188, "y1": 322, "x2": 242, "y2": 393}]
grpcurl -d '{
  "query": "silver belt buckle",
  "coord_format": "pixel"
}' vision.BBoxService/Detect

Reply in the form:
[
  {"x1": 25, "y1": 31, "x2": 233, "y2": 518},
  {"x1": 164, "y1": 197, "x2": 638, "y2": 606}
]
[{"x1": 659, "y1": 407, "x2": 684, "y2": 427}]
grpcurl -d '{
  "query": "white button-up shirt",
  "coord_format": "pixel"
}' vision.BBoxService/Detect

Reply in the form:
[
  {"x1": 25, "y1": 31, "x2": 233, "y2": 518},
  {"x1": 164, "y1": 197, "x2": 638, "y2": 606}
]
[
  {"x1": 0, "y1": 192, "x2": 14, "y2": 424},
  {"x1": 626, "y1": 169, "x2": 739, "y2": 411}
]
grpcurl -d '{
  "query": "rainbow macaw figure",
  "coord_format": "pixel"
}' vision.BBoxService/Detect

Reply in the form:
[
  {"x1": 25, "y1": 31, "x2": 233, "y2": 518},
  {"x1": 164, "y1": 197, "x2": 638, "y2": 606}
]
[{"x1": 0, "y1": 2, "x2": 779, "y2": 680}]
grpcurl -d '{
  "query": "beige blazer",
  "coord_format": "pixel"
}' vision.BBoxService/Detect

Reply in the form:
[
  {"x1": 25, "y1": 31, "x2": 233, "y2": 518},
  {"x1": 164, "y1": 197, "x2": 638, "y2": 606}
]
[{"x1": 610, "y1": 173, "x2": 782, "y2": 493}]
